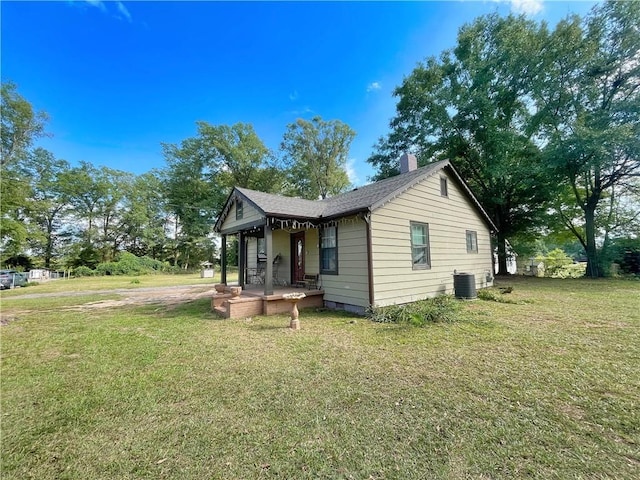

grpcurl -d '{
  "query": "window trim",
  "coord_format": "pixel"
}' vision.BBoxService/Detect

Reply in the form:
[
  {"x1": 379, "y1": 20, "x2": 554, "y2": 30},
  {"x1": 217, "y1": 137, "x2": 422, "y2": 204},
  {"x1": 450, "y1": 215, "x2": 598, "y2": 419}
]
[
  {"x1": 320, "y1": 225, "x2": 338, "y2": 275},
  {"x1": 440, "y1": 176, "x2": 448, "y2": 197},
  {"x1": 466, "y1": 230, "x2": 478, "y2": 254},
  {"x1": 236, "y1": 200, "x2": 243, "y2": 220},
  {"x1": 410, "y1": 221, "x2": 431, "y2": 270}
]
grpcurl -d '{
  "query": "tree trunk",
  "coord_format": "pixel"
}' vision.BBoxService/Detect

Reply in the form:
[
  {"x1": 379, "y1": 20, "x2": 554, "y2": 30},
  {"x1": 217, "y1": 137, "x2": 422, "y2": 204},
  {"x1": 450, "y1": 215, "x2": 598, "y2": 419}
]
[
  {"x1": 584, "y1": 203, "x2": 601, "y2": 278},
  {"x1": 44, "y1": 217, "x2": 54, "y2": 269},
  {"x1": 496, "y1": 231, "x2": 509, "y2": 276}
]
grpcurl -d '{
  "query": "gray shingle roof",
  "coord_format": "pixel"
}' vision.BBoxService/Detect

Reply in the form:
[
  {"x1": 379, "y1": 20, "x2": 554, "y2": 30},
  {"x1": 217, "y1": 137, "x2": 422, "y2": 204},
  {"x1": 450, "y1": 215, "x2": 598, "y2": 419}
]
[
  {"x1": 321, "y1": 160, "x2": 448, "y2": 217},
  {"x1": 235, "y1": 187, "x2": 326, "y2": 218},
  {"x1": 235, "y1": 159, "x2": 450, "y2": 220}
]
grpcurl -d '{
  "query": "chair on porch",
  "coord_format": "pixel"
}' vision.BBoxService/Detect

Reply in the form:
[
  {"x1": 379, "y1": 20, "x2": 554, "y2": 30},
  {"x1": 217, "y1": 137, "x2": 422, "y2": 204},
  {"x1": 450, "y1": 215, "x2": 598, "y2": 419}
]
[
  {"x1": 272, "y1": 254, "x2": 288, "y2": 286},
  {"x1": 297, "y1": 273, "x2": 319, "y2": 290}
]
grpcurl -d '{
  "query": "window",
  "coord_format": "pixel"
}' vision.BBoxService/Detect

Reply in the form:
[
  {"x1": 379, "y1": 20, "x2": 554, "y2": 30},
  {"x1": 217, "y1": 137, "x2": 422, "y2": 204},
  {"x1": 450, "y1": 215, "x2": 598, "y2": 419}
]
[
  {"x1": 440, "y1": 176, "x2": 448, "y2": 197},
  {"x1": 410, "y1": 222, "x2": 430, "y2": 269},
  {"x1": 257, "y1": 238, "x2": 266, "y2": 262},
  {"x1": 236, "y1": 200, "x2": 243, "y2": 220},
  {"x1": 466, "y1": 230, "x2": 478, "y2": 253},
  {"x1": 320, "y1": 226, "x2": 338, "y2": 274}
]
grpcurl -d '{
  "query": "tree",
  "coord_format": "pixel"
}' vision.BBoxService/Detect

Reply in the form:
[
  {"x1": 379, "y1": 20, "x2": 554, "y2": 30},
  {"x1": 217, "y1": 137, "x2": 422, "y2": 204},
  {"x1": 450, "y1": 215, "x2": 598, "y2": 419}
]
[
  {"x1": 59, "y1": 161, "x2": 109, "y2": 248},
  {"x1": 120, "y1": 171, "x2": 170, "y2": 259},
  {"x1": 22, "y1": 148, "x2": 71, "y2": 268},
  {"x1": 281, "y1": 116, "x2": 355, "y2": 200},
  {"x1": 196, "y1": 122, "x2": 284, "y2": 194},
  {"x1": 0, "y1": 82, "x2": 49, "y2": 261},
  {"x1": 1, "y1": 81, "x2": 48, "y2": 166},
  {"x1": 162, "y1": 121, "x2": 281, "y2": 269},
  {"x1": 368, "y1": 14, "x2": 556, "y2": 275},
  {"x1": 536, "y1": 1, "x2": 640, "y2": 277},
  {"x1": 59, "y1": 162, "x2": 136, "y2": 263}
]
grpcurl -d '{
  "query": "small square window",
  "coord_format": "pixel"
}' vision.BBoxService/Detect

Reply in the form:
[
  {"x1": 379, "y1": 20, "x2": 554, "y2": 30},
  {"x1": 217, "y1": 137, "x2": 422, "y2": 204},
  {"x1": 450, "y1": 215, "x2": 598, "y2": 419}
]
[
  {"x1": 236, "y1": 200, "x2": 243, "y2": 220},
  {"x1": 466, "y1": 230, "x2": 478, "y2": 253},
  {"x1": 440, "y1": 176, "x2": 448, "y2": 197}
]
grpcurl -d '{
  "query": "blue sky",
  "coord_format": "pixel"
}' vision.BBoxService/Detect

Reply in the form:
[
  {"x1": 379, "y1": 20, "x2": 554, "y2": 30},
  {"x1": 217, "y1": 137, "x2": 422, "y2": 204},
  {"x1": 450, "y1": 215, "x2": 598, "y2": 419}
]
[{"x1": 2, "y1": 0, "x2": 597, "y2": 186}]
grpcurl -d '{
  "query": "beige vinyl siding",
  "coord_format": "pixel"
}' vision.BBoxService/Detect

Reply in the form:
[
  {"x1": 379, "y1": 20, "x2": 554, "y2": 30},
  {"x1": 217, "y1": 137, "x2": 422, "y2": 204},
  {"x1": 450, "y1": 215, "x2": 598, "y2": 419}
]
[
  {"x1": 371, "y1": 171, "x2": 493, "y2": 306},
  {"x1": 272, "y1": 230, "x2": 291, "y2": 284},
  {"x1": 319, "y1": 220, "x2": 370, "y2": 308},
  {"x1": 220, "y1": 200, "x2": 263, "y2": 232},
  {"x1": 246, "y1": 238, "x2": 257, "y2": 270},
  {"x1": 305, "y1": 228, "x2": 320, "y2": 275}
]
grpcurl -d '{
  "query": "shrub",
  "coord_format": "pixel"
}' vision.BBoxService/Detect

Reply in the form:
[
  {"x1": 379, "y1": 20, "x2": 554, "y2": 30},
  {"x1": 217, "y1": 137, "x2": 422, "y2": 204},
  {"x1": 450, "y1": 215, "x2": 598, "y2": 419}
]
[
  {"x1": 552, "y1": 262, "x2": 586, "y2": 279},
  {"x1": 367, "y1": 295, "x2": 461, "y2": 326},
  {"x1": 95, "y1": 262, "x2": 119, "y2": 276},
  {"x1": 95, "y1": 253, "x2": 173, "y2": 276},
  {"x1": 534, "y1": 248, "x2": 585, "y2": 278},
  {"x1": 608, "y1": 238, "x2": 640, "y2": 275},
  {"x1": 73, "y1": 266, "x2": 95, "y2": 277}
]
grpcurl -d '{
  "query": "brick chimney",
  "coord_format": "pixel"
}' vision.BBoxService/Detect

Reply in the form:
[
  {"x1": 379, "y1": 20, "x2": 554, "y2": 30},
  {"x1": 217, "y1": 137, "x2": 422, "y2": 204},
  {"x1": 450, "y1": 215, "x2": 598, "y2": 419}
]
[{"x1": 399, "y1": 152, "x2": 417, "y2": 174}]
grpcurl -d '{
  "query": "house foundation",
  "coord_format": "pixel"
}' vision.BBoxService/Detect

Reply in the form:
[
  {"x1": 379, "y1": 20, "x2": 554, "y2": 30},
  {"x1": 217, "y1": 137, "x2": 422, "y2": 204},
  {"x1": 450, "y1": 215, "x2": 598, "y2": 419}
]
[{"x1": 211, "y1": 286, "x2": 324, "y2": 319}]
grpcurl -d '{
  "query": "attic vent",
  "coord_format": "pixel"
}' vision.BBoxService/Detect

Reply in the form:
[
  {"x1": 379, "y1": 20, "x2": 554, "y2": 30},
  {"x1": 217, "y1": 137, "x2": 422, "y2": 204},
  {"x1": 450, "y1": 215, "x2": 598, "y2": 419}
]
[{"x1": 400, "y1": 153, "x2": 417, "y2": 174}]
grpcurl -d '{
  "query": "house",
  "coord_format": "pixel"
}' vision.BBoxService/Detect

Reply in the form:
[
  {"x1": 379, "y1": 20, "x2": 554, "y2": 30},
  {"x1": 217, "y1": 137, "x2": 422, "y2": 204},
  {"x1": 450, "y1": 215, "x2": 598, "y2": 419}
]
[{"x1": 214, "y1": 154, "x2": 496, "y2": 315}]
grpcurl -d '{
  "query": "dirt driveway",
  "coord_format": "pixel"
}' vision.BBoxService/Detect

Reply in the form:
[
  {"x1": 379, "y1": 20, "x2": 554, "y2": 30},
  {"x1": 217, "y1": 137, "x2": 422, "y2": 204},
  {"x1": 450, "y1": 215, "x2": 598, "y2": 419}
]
[{"x1": 1, "y1": 284, "x2": 218, "y2": 314}]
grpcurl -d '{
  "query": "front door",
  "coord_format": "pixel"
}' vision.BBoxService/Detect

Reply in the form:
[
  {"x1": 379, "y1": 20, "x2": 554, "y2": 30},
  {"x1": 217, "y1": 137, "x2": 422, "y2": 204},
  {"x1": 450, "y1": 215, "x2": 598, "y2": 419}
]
[{"x1": 291, "y1": 231, "x2": 305, "y2": 285}]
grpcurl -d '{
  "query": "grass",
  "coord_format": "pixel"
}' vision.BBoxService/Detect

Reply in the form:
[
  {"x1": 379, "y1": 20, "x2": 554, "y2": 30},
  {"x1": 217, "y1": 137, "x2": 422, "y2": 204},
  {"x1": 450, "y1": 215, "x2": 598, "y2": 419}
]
[{"x1": 1, "y1": 277, "x2": 638, "y2": 479}]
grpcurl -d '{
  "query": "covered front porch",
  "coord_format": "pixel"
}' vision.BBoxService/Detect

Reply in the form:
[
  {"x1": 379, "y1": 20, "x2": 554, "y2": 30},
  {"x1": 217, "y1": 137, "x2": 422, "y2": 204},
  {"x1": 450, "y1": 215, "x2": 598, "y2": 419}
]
[
  {"x1": 215, "y1": 188, "x2": 332, "y2": 318},
  {"x1": 211, "y1": 284, "x2": 324, "y2": 319},
  {"x1": 219, "y1": 217, "x2": 322, "y2": 296}
]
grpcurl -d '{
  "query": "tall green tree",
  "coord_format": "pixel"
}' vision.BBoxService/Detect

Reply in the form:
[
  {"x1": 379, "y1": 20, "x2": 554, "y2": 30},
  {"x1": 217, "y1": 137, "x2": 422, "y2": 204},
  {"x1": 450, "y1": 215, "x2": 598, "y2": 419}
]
[
  {"x1": 59, "y1": 161, "x2": 109, "y2": 248},
  {"x1": 162, "y1": 121, "x2": 281, "y2": 268},
  {"x1": 23, "y1": 148, "x2": 71, "y2": 268},
  {"x1": 368, "y1": 14, "x2": 555, "y2": 275},
  {"x1": 120, "y1": 171, "x2": 170, "y2": 259},
  {"x1": 1, "y1": 81, "x2": 48, "y2": 167},
  {"x1": 535, "y1": 1, "x2": 640, "y2": 277},
  {"x1": 0, "y1": 82, "x2": 49, "y2": 260},
  {"x1": 197, "y1": 122, "x2": 284, "y2": 193},
  {"x1": 60, "y1": 162, "x2": 135, "y2": 263},
  {"x1": 281, "y1": 116, "x2": 355, "y2": 200}
]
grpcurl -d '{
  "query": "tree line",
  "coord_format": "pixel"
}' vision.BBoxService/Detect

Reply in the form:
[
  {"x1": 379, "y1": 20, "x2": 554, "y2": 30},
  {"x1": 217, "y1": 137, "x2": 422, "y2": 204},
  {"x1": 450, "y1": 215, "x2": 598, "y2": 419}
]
[
  {"x1": 1, "y1": 0, "x2": 638, "y2": 277},
  {"x1": 0, "y1": 85, "x2": 355, "y2": 271}
]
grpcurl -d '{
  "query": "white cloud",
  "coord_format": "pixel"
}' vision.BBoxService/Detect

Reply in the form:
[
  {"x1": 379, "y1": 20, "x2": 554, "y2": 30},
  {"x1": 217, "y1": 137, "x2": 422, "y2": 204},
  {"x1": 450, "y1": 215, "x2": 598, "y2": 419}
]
[
  {"x1": 346, "y1": 158, "x2": 359, "y2": 185},
  {"x1": 84, "y1": 0, "x2": 106, "y2": 12},
  {"x1": 289, "y1": 90, "x2": 299, "y2": 101},
  {"x1": 509, "y1": 0, "x2": 544, "y2": 16},
  {"x1": 116, "y1": 2, "x2": 132, "y2": 22},
  {"x1": 73, "y1": 1, "x2": 133, "y2": 22},
  {"x1": 366, "y1": 81, "x2": 382, "y2": 93},
  {"x1": 287, "y1": 106, "x2": 314, "y2": 116}
]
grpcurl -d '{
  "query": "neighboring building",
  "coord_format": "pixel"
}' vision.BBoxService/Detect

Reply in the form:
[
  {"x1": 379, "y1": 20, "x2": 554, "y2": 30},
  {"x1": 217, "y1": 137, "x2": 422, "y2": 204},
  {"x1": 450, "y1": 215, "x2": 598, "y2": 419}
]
[
  {"x1": 28, "y1": 269, "x2": 50, "y2": 281},
  {"x1": 215, "y1": 156, "x2": 496, "y2": 314}
]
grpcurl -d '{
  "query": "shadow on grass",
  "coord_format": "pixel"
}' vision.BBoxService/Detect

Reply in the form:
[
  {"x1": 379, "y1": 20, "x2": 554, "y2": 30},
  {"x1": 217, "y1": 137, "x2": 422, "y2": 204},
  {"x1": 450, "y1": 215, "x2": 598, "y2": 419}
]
[{"x1": 247, "y1": 322, "x2": 290, "y2": 331}]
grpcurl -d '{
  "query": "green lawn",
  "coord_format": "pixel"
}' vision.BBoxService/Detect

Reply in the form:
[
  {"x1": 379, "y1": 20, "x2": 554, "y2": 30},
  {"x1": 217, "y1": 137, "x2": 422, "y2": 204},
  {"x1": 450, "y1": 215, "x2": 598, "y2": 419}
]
[{"x1": 1, "y1": 277, "x2": 638, "y2": 479}]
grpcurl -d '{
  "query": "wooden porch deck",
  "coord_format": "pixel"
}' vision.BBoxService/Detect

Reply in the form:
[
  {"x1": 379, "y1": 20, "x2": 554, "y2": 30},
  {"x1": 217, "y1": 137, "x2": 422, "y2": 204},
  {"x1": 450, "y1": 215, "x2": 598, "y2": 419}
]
[{"x1": 211, "y1": 284, "x2": 324, "y2": 319}]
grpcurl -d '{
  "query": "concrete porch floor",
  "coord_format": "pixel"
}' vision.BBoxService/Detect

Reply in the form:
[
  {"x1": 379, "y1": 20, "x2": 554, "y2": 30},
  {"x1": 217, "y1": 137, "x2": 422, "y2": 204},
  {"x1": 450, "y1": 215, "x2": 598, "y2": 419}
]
[{"x1": 211, "y1": 284, "x2": 324, "y2": 319}]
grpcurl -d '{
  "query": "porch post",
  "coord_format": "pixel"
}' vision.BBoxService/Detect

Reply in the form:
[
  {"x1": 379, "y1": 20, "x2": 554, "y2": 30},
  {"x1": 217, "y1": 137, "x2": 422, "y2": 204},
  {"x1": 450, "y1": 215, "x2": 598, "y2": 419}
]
[
  {"x1": 221, "y1": 234, "x2": 227, "y2": 284},
  {"x1": 264, "y1": 224, "x2": 273, "y2": 295},
  {"x1": 238, "y1": 232, "x2": 246, "y2": 287}
]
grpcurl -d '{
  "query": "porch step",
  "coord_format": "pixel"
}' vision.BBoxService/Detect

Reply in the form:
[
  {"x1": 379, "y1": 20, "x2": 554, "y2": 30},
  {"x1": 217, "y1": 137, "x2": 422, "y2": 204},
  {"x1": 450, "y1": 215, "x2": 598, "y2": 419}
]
[{"x1": 213, "y1": 304, "x2": 228, "y2": 318}]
